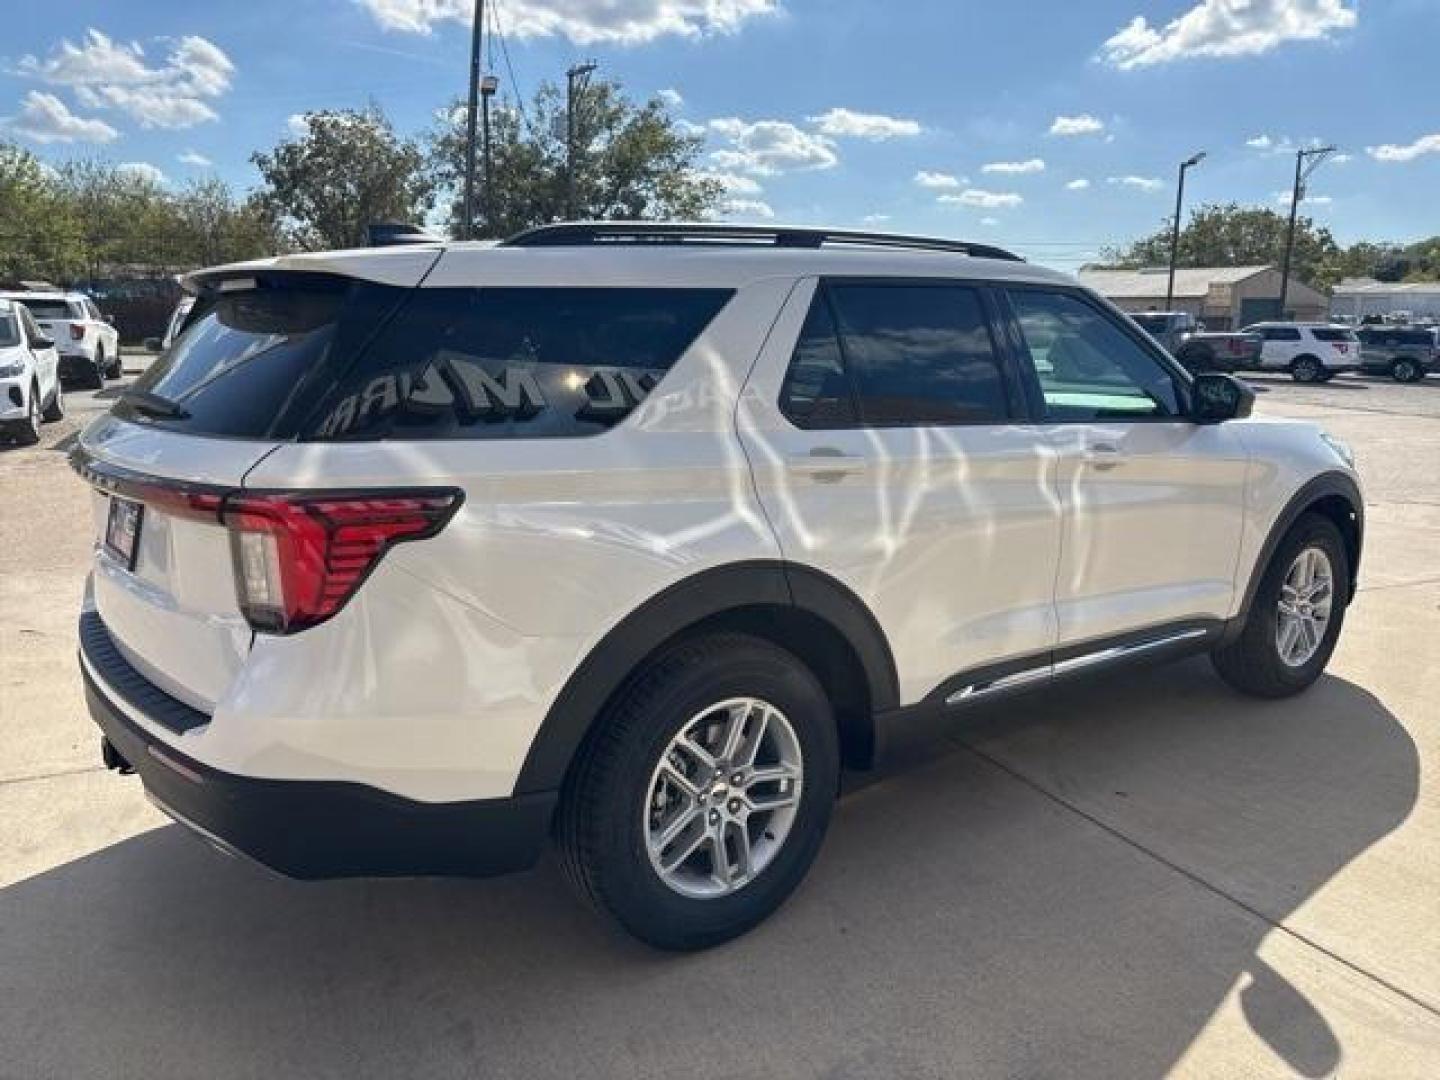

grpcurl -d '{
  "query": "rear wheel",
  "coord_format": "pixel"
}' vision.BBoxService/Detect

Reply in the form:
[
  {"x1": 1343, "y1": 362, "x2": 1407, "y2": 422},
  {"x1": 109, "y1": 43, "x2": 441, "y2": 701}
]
[
  {"x1": 1212, "y1": 513, "x2": 1348, "y2": 698},
  {"x1": 1291, "y1": 355, "x2": 1322, "y2": 383},
  {"x1": 1391, "y1": 357, "x2": 1422, "y2": 383},
  {"x1": 41, "y1": 379, "x2": 64, "y2": 422},
  {"x1": 556, "y1": 634, "x2": 839, "y2": 950}
]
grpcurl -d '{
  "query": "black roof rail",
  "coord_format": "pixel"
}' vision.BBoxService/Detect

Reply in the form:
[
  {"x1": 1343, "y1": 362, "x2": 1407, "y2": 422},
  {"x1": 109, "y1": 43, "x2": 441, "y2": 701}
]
[
  {"x1": 500, "y1": 222, "x2": 1023, "y2": 261},
  {"x1": 367, "y1": 221, "x2": 443, "y2": 247}
]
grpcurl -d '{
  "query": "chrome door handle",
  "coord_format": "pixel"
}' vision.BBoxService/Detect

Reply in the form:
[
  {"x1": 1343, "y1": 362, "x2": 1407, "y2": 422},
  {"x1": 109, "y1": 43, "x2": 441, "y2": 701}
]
[
  {"x1": 786, "y1": 448, "x2": 868, "y2": 479},
  {"x1": 1084, "y1": 442, "x2": 1124, "y2": 470}
]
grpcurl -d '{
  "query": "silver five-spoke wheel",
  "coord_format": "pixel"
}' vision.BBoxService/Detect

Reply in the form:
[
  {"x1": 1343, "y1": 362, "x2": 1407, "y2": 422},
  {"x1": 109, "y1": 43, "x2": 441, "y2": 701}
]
[
  {"x1": 1276, "y1": 546, "x2": 1333, "y2": 667},
  {"x1": 644, "y1": 697, "x2": 803, "y2": 899}
]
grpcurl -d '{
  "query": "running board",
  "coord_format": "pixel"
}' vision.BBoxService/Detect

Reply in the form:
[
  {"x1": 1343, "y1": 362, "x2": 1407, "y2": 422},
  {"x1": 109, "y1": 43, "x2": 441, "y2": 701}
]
[{"x1": 945, "y1": 627, "x2": 1211, "y2": 706}]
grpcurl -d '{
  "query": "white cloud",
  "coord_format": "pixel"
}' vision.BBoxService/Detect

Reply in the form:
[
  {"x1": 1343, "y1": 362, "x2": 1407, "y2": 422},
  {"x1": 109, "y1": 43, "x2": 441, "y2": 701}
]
[
  {"x1": 938, "y1": 189, "x2": 1024, "y2": 209},
  {"x1": 708, "y1": 117, "x2": 838, "y2": 175},
  {"x1": 808, "y1": 107, "x2": 921, "y2": 141},
  {"x1": 287, "y1": 113, "x2": 312, "y2": 137},
  {"x1": 914, "y1": 170, "x2": 964, "y2": 189},
  {"x1": 359, "y1": 0, "x2": 777, "y2": 44},
  {"x1": 1332, "y1": 152, "x2": 1352, "y2": 164},
  {"x1": 1066, "y1": 178, "x2": 1091, "y2": 190},
  {"x1": 177, "y1": 150, "x2": 212, "y2": 167},
  {"x1": 1050, "y1": 114, "x2": 1105, "y2": 137},
  {"x1": 1367, "y1": 133, "x2": 1440, "y2": 163},
  {"x1": 979, "y1": 216, "x2": 1000, "y2": 227},
  {"x1": 17, "y1": 29, "x2": 233, "y2": 130},
  {"x1": 2, "y1": 90, "x2": 117, "y2": 144},
  {"x1": 658, "y1": 87, "x2": 684, "y2": 108},
  {"x1": 117, "y1": 161, "x2": 167, "y2": 186},
  {"x1": 1100, "y1": 0, "x2": 1356, "y2": 69},
  {"x1": 861, "y1": 213, "x2": 891, "y2": 224},
  {"x1": 981, "y1": 158, "x2": 1045, "y2": 175},
  {"x1": 698, "y1": 170, "x2": 763, "y2": 195},
  {"x1": 1107, "y1": 175, "x2": 1164, "y2": 192},
  {"x1": 1274, "y1": 190, "x2": 1332, "y2": 205},
  {"x1": 1246, "y1": 134, "x2": 1273, "y2": 150},
  {"x1": 720, "y1": 198, "x2": 775, "y2": 219}
]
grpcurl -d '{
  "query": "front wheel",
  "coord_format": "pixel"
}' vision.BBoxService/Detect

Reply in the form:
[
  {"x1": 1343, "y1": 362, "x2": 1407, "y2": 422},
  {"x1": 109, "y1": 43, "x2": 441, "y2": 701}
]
[
  {"x1": 41, "y1": 380, "x2": 64, "y2": 422},
  {"x1": 1291, "y1": 355, "x2": 1322, "y2": 383},
  {"x1": 1212, "y1": 512, "x2": 1349, "y2": 698},
  {"x1": 90, "y1": 347, "x2": 106, "y2": 388},
  {"x1": 106, "y1": 345, "x2": 122, "y2": 379},
  {"x1": 556, "y1": 634, "x2": 839, "y2": 950},
  {"x1": 12, "y1": 386, "x2": 42, "y2": 445}
]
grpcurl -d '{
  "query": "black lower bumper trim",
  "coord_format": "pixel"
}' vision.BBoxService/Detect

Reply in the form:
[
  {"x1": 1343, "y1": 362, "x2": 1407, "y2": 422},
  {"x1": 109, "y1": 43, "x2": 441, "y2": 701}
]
[{"x1": 82, "y1": 664, "x2": 556, "y2": 880}]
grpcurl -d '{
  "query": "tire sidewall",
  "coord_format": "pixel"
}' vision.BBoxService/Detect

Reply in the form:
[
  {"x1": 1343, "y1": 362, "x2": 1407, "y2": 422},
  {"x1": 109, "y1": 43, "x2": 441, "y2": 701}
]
[
  {"x1": 1252, "y1": 516, "x2": 1349, "y2": 690},
  {"x1": 1393, "y1": 358, "x2": 1417, "y2": 383},
  {"x1": 1293, "y1": 357, "x2": 1320, "y2": 383},
  {"x1": 590, "y1": 643, "x2": 839, "y2": 947}
]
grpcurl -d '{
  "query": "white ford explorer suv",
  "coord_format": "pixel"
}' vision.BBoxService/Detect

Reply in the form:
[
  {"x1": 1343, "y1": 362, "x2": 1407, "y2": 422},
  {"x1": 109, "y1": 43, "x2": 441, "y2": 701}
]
[
  {"x1": 1243, "y1": 321, "x2": 1362, "y2": 383},
  {"x1": 1, "y1": 289, "x2": 121, "y2": 387},
  {"x1": 73, "y1": 223, "x2": 1363, "y2": 950}
]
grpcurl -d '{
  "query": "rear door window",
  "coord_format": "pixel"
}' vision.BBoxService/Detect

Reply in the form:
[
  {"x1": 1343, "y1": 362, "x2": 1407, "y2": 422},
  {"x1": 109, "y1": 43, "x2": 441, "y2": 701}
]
[
  {"x1": 1261, "y1": 327, "x2": 1302, "y2": 342},
  {"x1": 1311, "y1": 328, "x2": 1358, "y2": 343},
  {"x1": 826, "y1": 283, "x2": 1011, "y2": 425}
]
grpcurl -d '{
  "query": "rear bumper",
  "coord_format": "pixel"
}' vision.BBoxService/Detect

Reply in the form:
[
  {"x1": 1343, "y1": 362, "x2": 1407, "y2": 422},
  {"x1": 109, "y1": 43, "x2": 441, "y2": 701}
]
[{"x1": 79, "y1": 614, "x2": 556, "y2": 880}]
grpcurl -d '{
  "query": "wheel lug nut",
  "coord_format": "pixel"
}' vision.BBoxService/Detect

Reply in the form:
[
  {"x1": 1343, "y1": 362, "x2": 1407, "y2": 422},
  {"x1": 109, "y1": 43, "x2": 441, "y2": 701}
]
[
  {"x1": 728, "y1": 799, "x2": 741, "y2": 813},
  {"x1": 731, "y1": 773, "x2": 744, "y2": 785},
  {"x1": 708, "y1": 809, "x2": 720, "y2": 825}
]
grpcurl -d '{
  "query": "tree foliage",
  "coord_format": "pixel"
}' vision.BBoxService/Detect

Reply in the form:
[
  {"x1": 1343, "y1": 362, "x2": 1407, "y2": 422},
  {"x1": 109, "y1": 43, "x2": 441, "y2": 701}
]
[
  {"x1": 1101, "y1": 202, "x2": 1440, "y2": 290},
  {"x1": 428, "y1": 77, "x2": 723, "y2": 238},
  {"x1": 251, "y1": 107, "x2": 433, "y2": 250}
]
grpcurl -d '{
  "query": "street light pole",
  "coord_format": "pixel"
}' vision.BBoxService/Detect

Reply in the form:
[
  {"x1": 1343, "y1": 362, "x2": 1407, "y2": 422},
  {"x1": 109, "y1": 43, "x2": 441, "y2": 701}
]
[
  {"x1": 1165, "y1": 151, "x2": 1206, "y2": 311},
  {"x1": 480, "y1": 74, "x2": 498, "y2": 236},
  {"x1": 566, "y1": 61, "x2": 597, "y2": 220},
  {"x1": 1278, "y1": 145, "x2": 1336, "y2": 318},
  {"x1": 461, "y1": 0, "x2": 486, "y2": 240}
]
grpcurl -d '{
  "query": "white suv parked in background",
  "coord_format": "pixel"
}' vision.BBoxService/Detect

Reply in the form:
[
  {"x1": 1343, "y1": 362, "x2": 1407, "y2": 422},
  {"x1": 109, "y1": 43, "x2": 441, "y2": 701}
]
[
  {"x1": 1, "y1": 289, "x2": 120, "y2": 388},
  {"x1": 1243, "y1": 321, "x2": 1361, "y2": 383},
  {"x1": 73, "y1": 223, "x2": 1363, "y2": 950},
  {"x1": 0, "y1": 298, "x2": 65, "y2": 443}
]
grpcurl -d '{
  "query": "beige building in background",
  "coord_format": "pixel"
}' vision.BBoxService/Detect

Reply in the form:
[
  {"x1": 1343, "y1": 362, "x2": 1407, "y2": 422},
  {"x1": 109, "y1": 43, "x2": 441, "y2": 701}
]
[{"x1": 1079, "y1": 266, "x2": 1328, "y2": 329}]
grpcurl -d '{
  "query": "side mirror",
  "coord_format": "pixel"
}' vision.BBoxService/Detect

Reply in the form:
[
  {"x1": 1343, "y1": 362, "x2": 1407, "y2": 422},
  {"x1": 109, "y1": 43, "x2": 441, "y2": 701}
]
[
  {"x1": 1191, "y1": 373, "x2": 1255, "y2": 423},
  {"x1": 33, "y1": 335, "x2": 55, "y2": 351}
]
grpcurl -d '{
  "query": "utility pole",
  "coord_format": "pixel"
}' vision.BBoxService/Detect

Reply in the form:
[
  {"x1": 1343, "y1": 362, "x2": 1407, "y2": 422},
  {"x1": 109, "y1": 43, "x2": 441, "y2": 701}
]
[
  {"x1": 480, "y1": 74, "x2": 498, "y2": 236},
  {"x1": 566, "y1": 61, "x2": 597, "y2": 220},
  {"x1": 461, "y1": 0, "x2": 486, "y2": 240},
  {"x1": 1165, "y1": 151, "x2": 1206, "y2": 311},
  {"x1": 1278, "y1": 144, "x2": 1336, "y2": 317}
]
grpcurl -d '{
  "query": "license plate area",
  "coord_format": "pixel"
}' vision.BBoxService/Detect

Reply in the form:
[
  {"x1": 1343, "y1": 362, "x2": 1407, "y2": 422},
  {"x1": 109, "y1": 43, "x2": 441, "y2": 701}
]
[{"x1": 104, "y1": 496, "x2": 143, "y2": 569}]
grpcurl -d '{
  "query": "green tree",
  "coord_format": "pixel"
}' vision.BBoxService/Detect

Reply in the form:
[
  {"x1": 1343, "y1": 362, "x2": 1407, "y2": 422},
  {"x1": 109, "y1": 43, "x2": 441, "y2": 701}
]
[
  {"x1": 251, "y1": 107, "x2": 433, "y2": 250},
  {"x1": 428, "y1": 77, "x2": 723, "y2": 238},
  {"x1": 171, "y1": 177, "x2": 284, "y2": 267},
  {"x1": 1101, "y1": 202, "x2": 1343, "y2": 289},
  {"x1": 0, "y1": 142, "x2": 86, "y2": 282}
]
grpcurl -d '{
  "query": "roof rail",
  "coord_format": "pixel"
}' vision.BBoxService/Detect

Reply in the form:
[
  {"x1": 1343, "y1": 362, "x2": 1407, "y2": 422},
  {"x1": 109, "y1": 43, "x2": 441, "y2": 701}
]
[
  {"x1": 367, "y1": 221, "x2": 443, "y2": 248},
  {"x1": 501, "y1": 222, "x2": 1023, "y2": 261}
]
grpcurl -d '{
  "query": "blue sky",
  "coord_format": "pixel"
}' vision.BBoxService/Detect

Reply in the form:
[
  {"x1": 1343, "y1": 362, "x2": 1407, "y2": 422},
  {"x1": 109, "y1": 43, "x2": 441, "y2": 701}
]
[{"x1": 4, "y1": 0, "x2": 1438, "y2": 269}]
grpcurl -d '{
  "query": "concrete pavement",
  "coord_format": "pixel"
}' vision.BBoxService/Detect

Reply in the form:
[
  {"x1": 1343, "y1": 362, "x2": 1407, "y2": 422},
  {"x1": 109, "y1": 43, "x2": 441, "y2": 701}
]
[{"x1": 1, "y1": 371, "x2": 1437, "y2": 1078}]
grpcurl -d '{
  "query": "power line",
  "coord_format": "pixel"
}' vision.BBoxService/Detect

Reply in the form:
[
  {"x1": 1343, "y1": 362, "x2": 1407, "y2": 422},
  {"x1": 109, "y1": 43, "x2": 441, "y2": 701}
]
[{"x1": 490, "y1": 0, "x2": 532, "y2": 135}]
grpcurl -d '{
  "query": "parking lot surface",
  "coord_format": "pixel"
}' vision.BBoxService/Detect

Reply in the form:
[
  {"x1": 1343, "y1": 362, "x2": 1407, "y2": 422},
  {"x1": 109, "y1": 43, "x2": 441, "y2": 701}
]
[{"x1": 2, "y1": 368, "x2": 1438, "y2": 1078}]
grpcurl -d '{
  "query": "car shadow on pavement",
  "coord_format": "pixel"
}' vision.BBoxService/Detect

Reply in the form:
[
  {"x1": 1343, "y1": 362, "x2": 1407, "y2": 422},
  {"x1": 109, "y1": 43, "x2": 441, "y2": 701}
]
[{"x1": 0, "y1": 660, "x2": 1420, "y2": 1079}]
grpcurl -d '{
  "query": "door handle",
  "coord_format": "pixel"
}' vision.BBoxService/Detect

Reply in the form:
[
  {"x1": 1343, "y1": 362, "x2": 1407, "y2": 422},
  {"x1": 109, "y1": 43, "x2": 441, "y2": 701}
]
[
  {"x1": 1084, "y1": 442, "x2": 1124, "y2": 470},
  {"x1": 786, "y1": 448, "x2": 868, "y2": 479}
]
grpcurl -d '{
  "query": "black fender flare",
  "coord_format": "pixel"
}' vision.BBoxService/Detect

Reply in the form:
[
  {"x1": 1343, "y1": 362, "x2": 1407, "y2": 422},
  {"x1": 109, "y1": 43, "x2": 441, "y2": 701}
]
[
  {"x1": 1234, "y1": 471, "x2": 1364, "y2": 626},
  {"x1": 512, "y1": 560, "x2": 899, "y2": 795}
]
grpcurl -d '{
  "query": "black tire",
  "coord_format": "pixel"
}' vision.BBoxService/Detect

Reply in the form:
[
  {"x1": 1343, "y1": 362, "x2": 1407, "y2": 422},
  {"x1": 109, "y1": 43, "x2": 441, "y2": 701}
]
[
  {"x1": 1391, "y1": 357, "x2": 1422, "y2": 383},
  {"x1": 41, "y1": 379, "x2": 64, "y2": 422},
  {"x1": 1211, "y1": 512, "x2": 1349, "y2": 698},
  {"x1": 556, "y1": 633, "x2": 840, "y2": 951},
  {"x1": 1291, "y1": 355, "x2": 1322, "y2": 383},
  {"x1": 106, "y1": 344, "x2": 122, "y2": 379},
  {"x1": 12, "y1": 384, "x2": 42, "y2": 445},
  {"x1": 91, "y1": 347, "x2": 107, "y2": 388}
]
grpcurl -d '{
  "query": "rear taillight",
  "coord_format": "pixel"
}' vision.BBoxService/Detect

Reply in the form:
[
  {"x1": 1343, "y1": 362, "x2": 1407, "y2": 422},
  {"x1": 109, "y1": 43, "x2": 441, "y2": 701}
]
[
  {"x1": 70, "y1": 324, "x2": 85, "y2": 341},
  {"x1": 220, "y1": 492, "x2": 462, "y2": 633}
]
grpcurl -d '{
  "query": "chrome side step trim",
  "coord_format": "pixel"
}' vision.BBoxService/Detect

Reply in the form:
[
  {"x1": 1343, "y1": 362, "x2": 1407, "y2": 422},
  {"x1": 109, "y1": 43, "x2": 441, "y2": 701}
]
[{"x1": 945, "y1": 627, "x2": 1210, "y2": 706}]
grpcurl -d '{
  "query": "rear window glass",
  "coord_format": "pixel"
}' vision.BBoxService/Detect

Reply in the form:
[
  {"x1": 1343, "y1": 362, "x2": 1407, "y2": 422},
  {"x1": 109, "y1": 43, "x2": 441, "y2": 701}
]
[
  {"x1": 1310, "y1": 328, "x2": 1358, "y2": 342},
  {"x1": 117, "y1": 280, "x2": 731, "y2": 441},
  {"x1": 19, "y1": 300, "x2": 77, "y2": 321},
  {"x1": 310, "y1": 287, "x2": 731, "y2": 441}
]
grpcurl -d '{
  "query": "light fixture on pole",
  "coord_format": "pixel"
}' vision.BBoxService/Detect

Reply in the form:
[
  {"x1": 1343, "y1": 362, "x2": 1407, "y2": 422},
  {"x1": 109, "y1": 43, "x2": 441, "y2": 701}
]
[
  {"x1": 566, "y1": 61, "x2": 598, "y2": 220},
  {"x1": 1278, "y1": 145, "x2": 1337, "y2": 318},
  {"x1": 480, "y1": 74, "x2": 499, "y2": 237},
  {"x1": 1165, "y1": 151, "x2": 1206, "y2": 312}
]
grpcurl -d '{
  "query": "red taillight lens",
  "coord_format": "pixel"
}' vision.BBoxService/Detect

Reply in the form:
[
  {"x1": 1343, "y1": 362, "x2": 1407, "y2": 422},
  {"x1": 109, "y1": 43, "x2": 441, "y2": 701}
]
[
  {"x1": 70, "y1": 324, "x2": 85, "y2": 341},
  {"x1": 222, "y1": 492, "x2": 462, "y2": 634}
]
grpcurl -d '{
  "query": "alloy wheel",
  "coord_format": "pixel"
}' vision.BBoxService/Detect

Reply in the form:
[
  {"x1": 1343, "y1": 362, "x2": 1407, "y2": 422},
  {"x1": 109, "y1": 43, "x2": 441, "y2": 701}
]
[
  {"x1": 643, "y1": 697, "x2": 803, "y2": 899},
  {"x1": 1276, "y1": 546, "x2": 1333, "y2": 667}
]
